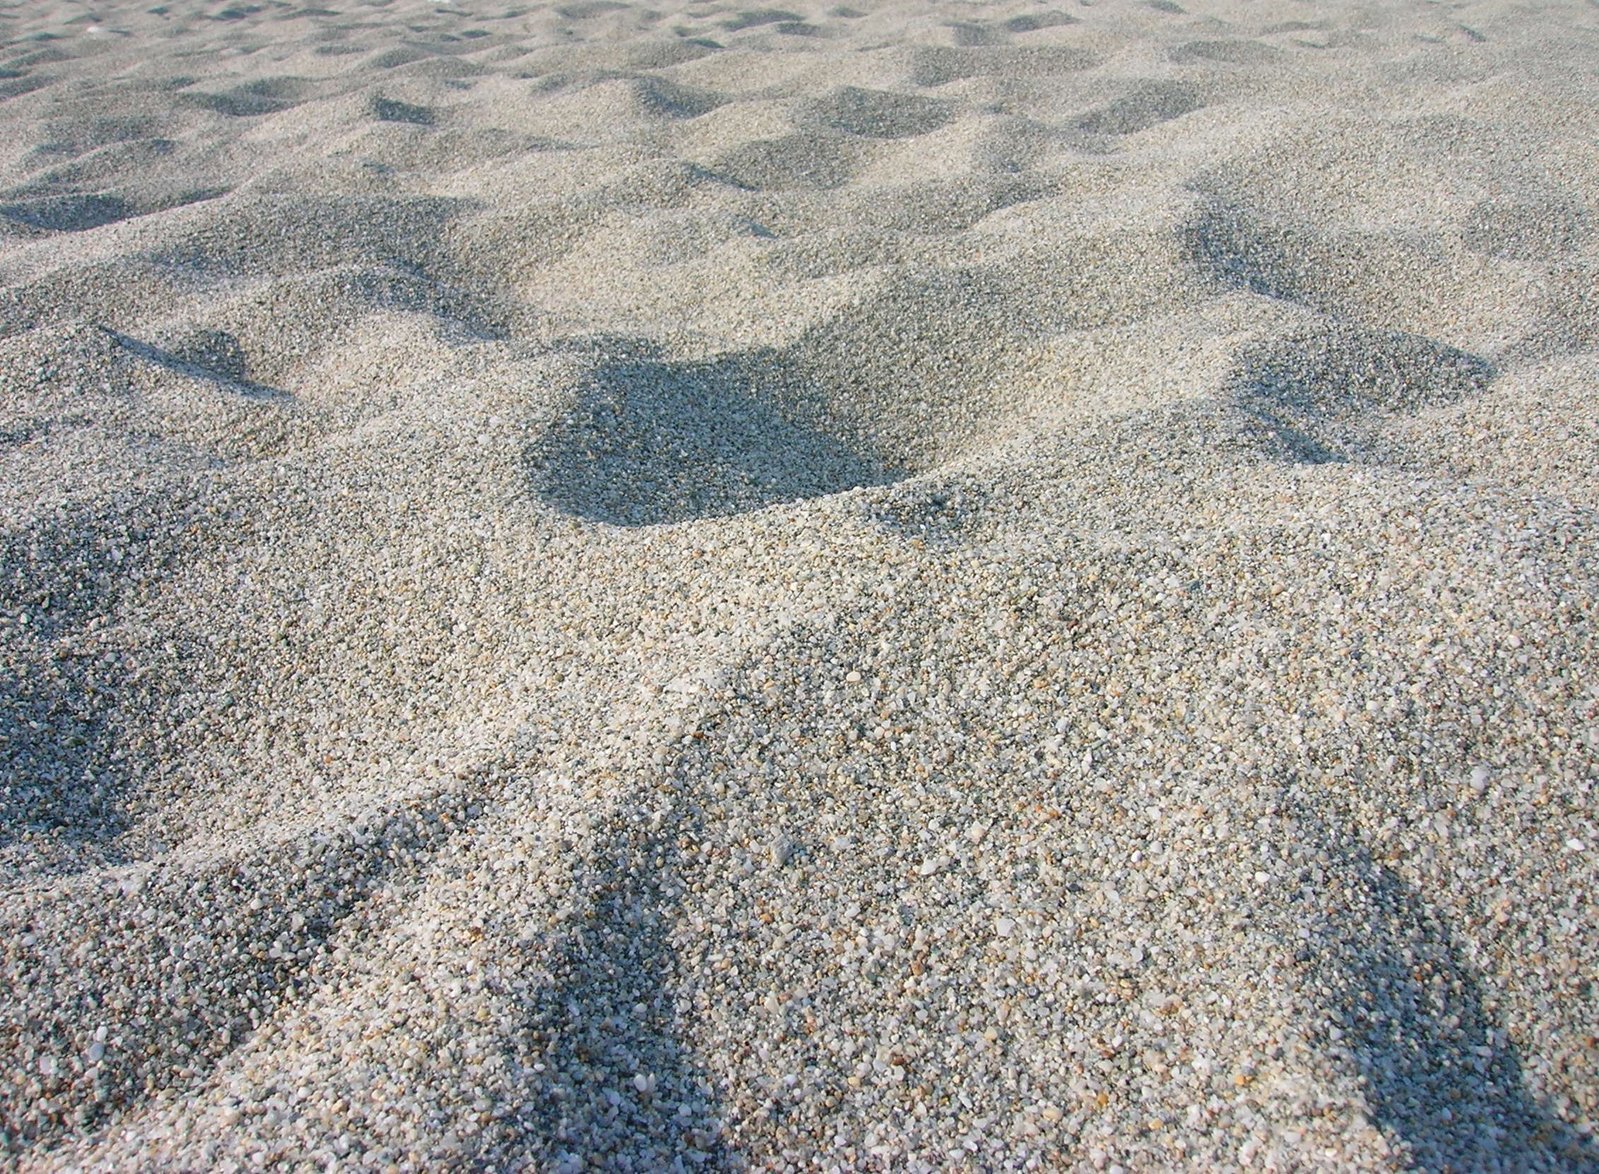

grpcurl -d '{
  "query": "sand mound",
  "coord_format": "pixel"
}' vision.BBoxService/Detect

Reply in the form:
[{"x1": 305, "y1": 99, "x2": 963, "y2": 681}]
[{"x1": 3, "y1": 0, "x2": 1597, "y2": 1169}]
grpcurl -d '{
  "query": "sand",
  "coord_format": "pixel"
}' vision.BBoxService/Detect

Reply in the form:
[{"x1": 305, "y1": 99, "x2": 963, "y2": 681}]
[{"x1": 2, "y1": 0, "x2": 1597, "y2": 1168}]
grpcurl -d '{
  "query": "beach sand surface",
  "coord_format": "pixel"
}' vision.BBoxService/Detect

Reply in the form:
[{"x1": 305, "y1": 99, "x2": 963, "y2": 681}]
[{"x1": 2, "y1": 0, "x2": 1597, "y2": 1167}]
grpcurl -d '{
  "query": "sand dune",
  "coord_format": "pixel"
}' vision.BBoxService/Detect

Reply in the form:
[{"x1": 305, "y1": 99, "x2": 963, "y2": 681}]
[{"x1": 2, "y1": 0, "x2": 1597, "y2": 1168}]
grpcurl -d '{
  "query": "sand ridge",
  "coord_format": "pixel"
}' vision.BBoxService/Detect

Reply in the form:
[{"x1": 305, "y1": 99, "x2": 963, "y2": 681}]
[{"x1": 1, "y1": 0, "x2": 1597, "y2": 1168}]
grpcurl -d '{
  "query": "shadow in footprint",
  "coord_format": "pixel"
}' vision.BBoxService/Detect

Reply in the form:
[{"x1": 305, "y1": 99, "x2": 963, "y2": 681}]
[
  {"x1": 1228, "y1": 325, "x2": 1494, "y2": 462},
  {"x1": 1077, "y1": 81, "x2": 1204, "y2": 135},
  {"x1": 149, "y1": 193, "x2": 465, "y2": 281},
  {"x1": 108, "y1": 329, "x2": 289, "y2": 400},
  {"x1": 805, "y1": 86, "x2": 953, "y2": 139},
  {"x1": 631, "y1": 76, "x2": 726, "y2": 119},
  {"x1": 517, "y1": 813, "x2": 731, "y2": 1167},
  {"x1": 0, "y1": 624, "x2": 131, "y2": 866},
  {"x1": 371, "y1": 95, "x2": 437, "y2": 126},
  {"x1": 557, "y1": 0, "x2": 629, "y2": 17},
  {"x1": 1181, "y1": 197, "x2": 1314, "y2": 303},
  {"x1": 0, "y1": 72, "x2": 52, "y2": 102},
  {"x1": 1297, "y1": 810, "x2": 1599, "y2": 1168},
  {"x1": 0, "y1": 500, "x2": 198, "y2": 872},
  {"x1": 947, "y1": 21, "x2": 1009, "y2": 47},
  {"x1": 909, "y1": 44, "x2": 1097, "y2": 87},
  {"x1": 183, "y1": 78, "x2": 311, "y2": 118},
  {"x1": 371, "y1": 45, "x2": 435, "y2": 69},
  {"x1": 529, "y1": 345, "x2": 904, "y2": 526},
  {"x1": 1172, "y1": 39, "x2": 1282, "y2": 65},
  {"x1": 712, "y1": 131, "x2": 865, "y2": 190},
  {"x1": 721, "y1": 8, "x2": 801, "y2": 32},
  {"x1": 1, "y1": 185, "x2": 228, "y2": 234},
  {"x1": 1006, "y1": 11, "x2": 1078, "y2": 32},
  {"x1": 0, "y1": 193, "x2": 134, "y2": 232}
]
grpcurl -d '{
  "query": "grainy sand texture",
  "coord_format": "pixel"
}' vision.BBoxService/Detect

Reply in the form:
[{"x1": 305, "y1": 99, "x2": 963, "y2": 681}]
[{"x1": 3, "y1": 0, "x2": 1598, "y2": 1168}]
